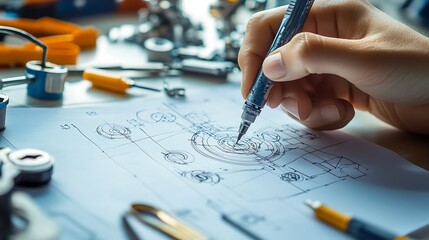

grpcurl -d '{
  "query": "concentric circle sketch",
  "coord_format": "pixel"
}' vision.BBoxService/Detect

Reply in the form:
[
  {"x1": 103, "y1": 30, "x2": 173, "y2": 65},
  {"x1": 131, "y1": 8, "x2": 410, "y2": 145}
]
[
  {"x1": 164, "y1": 151, "x2": 194, "y2": 165},
  {"x1": 96, "y1": 123, "x2": 131, "y2": 139},
  {"x1": 280, "y1": 172, "x2": 302, "y2": 182},
  {"x1": 136, "y1": 110, "x2": 176, "y2": 123},
  {"x1": 181, "y1": 170, "x2": 221, "y2": 184},
  {"x1": 191, "y1": 130, "x2": 286, "y2": 166}
]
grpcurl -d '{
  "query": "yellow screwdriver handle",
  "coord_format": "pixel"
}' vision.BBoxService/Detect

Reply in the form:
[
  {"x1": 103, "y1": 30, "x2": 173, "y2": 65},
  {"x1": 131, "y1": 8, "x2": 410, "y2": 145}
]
[{"x1": 83, "y1": 68, "x2": 130, "y2": 94}]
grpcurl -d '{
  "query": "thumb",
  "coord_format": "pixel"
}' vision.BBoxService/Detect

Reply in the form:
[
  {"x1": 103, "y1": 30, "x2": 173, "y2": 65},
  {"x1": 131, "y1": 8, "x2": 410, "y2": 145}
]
[{"x1": 262, "y1": 32, "x2": 365, "y2": 82}]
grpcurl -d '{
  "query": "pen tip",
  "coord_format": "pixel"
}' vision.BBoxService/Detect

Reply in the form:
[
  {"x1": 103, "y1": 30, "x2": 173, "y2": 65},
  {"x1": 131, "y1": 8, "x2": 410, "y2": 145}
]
[{"x1": 236, "y1": 133, "x2": 243, "y2": 145}]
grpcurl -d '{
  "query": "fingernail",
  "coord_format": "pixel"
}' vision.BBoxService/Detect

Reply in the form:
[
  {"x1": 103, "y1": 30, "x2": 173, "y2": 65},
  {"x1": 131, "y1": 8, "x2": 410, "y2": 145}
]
[
  {"x1": 263, "y1": 53, "x2": 286, "y2": 80},
  {"x1": 282, "y1": 97, "x2": 300, "y2": 120},
  {"x1": 320, "y1": 104, "x2": 341, "y2": 122}
]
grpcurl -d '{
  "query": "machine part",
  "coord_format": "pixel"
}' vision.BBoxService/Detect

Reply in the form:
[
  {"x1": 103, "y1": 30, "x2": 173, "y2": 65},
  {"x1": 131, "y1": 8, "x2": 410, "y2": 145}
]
[
  {"x1": 0, "y1": 153, "x2": 16, "y2": 238},
  {"x1": 6, "y1": 148, "x2": 54, "y2": 186},
  {"x1": 0, "y1": 76, "x2": 33, "y2": 90},
  {"x1": 0, "y1": 147, "x2": 57, "y2": 239},
  {"x1": 163, "y1": 79, "x2": 185, "y2": 98},
  {"x1": 66, "y1": 62, "x2": 168, "y2": 74},
  {"x1": 180, "y1": 59, "x2": 236, "y2": 77},
  {"x1": 144, "y1": 37, "x2": 175, "y2": 62},
  {"x1": 26, "y1": 60, "x2": 68, "y2": 100},
  {"x1": 0, "y1": 93, "x2": 9, "y2": 131},
  {"x1": 10, "y1": 192, "x2": 59, "y2": 240}
]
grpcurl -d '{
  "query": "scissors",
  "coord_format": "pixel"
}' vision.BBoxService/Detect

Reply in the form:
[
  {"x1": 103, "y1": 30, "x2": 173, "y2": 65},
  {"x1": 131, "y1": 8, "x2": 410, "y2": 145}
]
[{"x1": 123, "y1": 203, "x2": 206, "y2": 240}]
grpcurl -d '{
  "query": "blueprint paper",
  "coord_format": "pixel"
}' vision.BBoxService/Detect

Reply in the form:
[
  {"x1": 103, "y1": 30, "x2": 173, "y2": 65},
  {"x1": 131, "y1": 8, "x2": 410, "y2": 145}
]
[{"x1": 1, "y1": 85, "x2": 429, "y2": 239}]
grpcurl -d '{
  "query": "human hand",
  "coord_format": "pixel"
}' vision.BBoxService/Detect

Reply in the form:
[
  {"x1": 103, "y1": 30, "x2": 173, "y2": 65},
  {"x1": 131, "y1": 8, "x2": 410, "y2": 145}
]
[{"x1": 238, "y1": 0, "x2": 429, "y2": 134}]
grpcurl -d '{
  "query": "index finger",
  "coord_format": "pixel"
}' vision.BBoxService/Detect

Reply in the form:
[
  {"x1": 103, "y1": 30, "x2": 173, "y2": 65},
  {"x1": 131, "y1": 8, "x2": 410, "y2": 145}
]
[{"x1": 238, "y1": 6, "x2": 288, "y2": 98}]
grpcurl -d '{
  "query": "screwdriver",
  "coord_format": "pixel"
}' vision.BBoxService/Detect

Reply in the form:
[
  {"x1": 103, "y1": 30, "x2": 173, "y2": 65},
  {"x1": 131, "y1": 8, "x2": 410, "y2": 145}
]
[{"x1": 83, "y1": 68, "x2": 161, "y2": 94}]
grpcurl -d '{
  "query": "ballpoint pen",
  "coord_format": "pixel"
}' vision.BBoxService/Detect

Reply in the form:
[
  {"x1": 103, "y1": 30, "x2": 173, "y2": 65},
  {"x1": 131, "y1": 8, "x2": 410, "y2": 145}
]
[
  {"x1": 236, "y1": 0, "x2": 314, "y2": 143},
  {"x1": 304, "y1": 199, "x2": 414, "y2": 240}
]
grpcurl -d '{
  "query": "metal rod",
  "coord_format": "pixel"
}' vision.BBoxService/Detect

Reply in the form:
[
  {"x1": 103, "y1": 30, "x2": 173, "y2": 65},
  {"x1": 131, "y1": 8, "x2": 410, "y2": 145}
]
[{"x1": 0, "y1": 76, "x2": 34, "y2": 89}]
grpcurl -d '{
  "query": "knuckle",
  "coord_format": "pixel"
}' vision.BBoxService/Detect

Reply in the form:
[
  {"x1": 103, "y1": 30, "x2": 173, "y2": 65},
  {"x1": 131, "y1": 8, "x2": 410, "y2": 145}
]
[
  {"x1": 245, "y1": 11, "x2": 267, "y2": 33},
  {"x1": 292, "y1": 32, "x2": 320, "y2": 60}
]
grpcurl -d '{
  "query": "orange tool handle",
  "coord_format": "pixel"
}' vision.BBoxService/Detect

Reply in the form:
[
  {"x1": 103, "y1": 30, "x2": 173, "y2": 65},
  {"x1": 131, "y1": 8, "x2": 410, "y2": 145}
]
[
  {"x1": 83, "y1": 69, "x2": 130, "y2": 94},
  {"x1": 0, "y1": 17, "x2": 98, "y2": 50},
  {"x1": 0, "y1": 42, "x2": 79, "y2": 67}
]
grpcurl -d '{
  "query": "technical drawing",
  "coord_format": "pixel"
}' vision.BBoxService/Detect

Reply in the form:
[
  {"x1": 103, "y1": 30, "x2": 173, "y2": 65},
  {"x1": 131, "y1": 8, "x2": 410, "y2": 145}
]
[
  {"x1": 191, "y1": 130, "x2": 286, "y2": 166},
  {"x1": 96, "y1": 123, "x2": 131, "y2": 139},
  {"x1": 92, "y1": 107, "x2": 368, "y2": 199},
  {"x1": 5, "y1": 90, "x2": 426, "y2": 240},
  {"x1": 184, "y1": 112, "x2": 211, "y2": 124},
  {"x1": 280, "y1": 172, "x2": 302, "y2": 182},
  {"x1": 136, "y1": 110, "x2": 177, "y2": 123},
  {"x1": 181, "y1": 170, "x2": 221, "y2": 184},
  {"x1": 163, "y1": 151, "x2": 194, "y2": 165}
]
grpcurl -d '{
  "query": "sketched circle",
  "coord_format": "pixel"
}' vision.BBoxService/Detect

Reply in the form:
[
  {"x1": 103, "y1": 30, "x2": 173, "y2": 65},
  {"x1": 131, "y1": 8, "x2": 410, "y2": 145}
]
[
  {"x1": 280, "y1": 172, "x2": 302, "y2": 182},
  {"x1": 151, "y1": 112, "x2": 176, "y2": 122},
  {"x1": 136, "y1": 110, "x2": 176, "y2": 123},
  {"x1": 191, "y1": 130, "x2": 285, "y2": 166},
  {"x1": 182, "y1": 170, "x2": 220, "y2": 184},
  {"x1": 96, "y1": 123, "x2": 131, "y2": 139},
  {"x1": 164, "y1": 151, "x2": 194, "y2": 165}
]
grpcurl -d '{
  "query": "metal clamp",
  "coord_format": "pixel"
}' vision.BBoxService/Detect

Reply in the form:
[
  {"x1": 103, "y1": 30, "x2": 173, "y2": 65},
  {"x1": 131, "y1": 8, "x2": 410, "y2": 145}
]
[{"x1": 26, "y1": 61, "x2": 68, "y2": 100}]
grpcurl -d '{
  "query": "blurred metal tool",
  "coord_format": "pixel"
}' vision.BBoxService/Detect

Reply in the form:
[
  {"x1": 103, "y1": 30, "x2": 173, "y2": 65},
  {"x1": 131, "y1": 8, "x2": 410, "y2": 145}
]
[
  {"x1": 26, "y1": 60, "x2": 68, "y2": 100},
  {"x1": 163, "y1": 78, "x2": 185, "y2": 98},
  {"x1": 407, "y1": 224, "x2": 429, "y2": 240},
  {"x1": 0, "y1": 147, "x2": 58, "y2": 240},
  {"x1": 123, "y1": 203, "x2": 206, "y2": 240},
  {"x1": 0, "y1": 76, "x2": 33, "y2": 90},
  {"x1": 66, "y1": 62, "x2": 168, "y2": 74},
  {"x1": 0, "y1": 93, "x2": 9, "y2": 131},
  {"x1": 83, "y1": 68, "x2": 161, "y2": 94}
]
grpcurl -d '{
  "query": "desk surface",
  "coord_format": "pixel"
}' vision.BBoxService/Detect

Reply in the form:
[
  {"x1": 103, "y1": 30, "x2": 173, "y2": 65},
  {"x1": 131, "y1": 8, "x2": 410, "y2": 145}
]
[{"x1": 1, "y1": 10, "x2": 428, "y2": 173}]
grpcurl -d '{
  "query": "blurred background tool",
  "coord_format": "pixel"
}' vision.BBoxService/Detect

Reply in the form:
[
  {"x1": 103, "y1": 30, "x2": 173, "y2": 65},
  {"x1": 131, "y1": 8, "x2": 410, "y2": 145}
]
[
  {"x1": 0, "y1": 17, "x2": 98, "y2": 50},
  {"x1": 0, "y1": 17, "x2": 98, "y2": 67},
  {"x1": 304, "y1": 199, "x2": 416, "y2": 240},
  {"x1": 83, "y1": 68, "x2": 161, "y2": 94},
  {"x1": 107, "y1": 0, "x2": 287, "y2": 80},
  {"x1": 0, "y1": 0, "x2": 147, "y2": 18},
  {"x1": 0, "y1": 0, "x2": 121, "y2": 19},
  {"x1": 0, "y1": 26, "x2": 69, "y2": 100},
  {"x1": 66, "y1": 62, "x2": 169, "y2": 74},
  {"x1": 0, "y1": 147, "x2": 58, "y2": 240},
  {"x1": 26, "y1": 60, "x2": 68, "y2": 100},
  {"x1": 123, "y1": 203, "x2": 207, "y2": 240},
  {"x1": 0, "y1": 37, "x2": 79, "y2": 67},
  {"x1": 0, "y1": 93, "x2": 8, "y2": 130}
]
